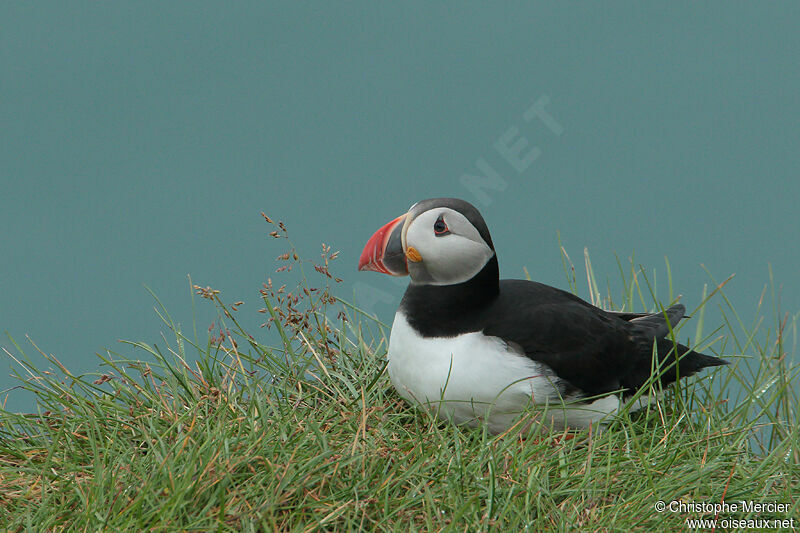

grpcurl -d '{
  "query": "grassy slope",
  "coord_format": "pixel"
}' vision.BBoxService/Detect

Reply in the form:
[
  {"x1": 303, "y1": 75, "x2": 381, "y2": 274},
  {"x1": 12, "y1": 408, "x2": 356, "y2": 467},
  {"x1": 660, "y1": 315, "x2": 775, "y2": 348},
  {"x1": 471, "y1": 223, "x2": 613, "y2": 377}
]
[{"x1": 1, "y1": 235, "x2": 798, "y2": 531}]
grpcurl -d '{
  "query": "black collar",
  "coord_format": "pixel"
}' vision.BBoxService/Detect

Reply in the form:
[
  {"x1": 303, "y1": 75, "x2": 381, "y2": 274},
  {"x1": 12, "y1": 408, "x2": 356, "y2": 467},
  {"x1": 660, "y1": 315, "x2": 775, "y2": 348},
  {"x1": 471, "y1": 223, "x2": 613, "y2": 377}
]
[{"x1": 399, "y1": 255, "x2": 499, "y2": 337}]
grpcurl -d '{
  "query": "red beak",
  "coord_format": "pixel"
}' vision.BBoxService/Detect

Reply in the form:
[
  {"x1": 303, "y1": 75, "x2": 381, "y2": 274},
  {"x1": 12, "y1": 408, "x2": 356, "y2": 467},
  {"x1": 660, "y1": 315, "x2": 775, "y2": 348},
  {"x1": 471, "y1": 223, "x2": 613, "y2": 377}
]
[{"x1": 358, "y1": 214, "x2": 409, "y2": 276}]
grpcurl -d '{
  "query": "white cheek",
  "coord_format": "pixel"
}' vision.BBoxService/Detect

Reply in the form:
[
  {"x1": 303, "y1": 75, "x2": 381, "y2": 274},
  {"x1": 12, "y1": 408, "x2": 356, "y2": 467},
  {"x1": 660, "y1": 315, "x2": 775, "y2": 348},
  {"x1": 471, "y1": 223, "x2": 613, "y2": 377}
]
[
  {"x1": 405, "y1": 208, "x2": 494, "y2": 285},
  {"x1": 424, "y1": 237, "x2": 493, "y2": 281}
]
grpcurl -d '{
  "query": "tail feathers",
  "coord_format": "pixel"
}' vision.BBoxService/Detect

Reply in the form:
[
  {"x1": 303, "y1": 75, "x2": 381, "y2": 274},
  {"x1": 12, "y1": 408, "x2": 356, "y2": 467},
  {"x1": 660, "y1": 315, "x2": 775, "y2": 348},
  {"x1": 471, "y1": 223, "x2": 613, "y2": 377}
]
[
  {"x1": 614, "y1": 303, "x2": 729, "y2": 391},
  {"x1": 624, "y1": 339, "x2": 728, "y2": 391},
  {"x1": 691, "y1": 351, "x2": 729, "y2": 368},
  {"x1": 654, "y1": 341, "x2": 728, "y2": 387},
  {"x1": 620, "y1": 303, "x2": 729, "y2": 371}
]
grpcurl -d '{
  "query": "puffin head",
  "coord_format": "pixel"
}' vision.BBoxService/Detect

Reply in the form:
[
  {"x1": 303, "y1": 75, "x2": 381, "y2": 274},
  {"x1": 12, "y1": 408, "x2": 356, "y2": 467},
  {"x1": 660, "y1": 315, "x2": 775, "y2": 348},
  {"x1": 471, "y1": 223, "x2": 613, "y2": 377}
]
[{"x1": 358, "y1": 198, "x2": 495, "y2": 285}]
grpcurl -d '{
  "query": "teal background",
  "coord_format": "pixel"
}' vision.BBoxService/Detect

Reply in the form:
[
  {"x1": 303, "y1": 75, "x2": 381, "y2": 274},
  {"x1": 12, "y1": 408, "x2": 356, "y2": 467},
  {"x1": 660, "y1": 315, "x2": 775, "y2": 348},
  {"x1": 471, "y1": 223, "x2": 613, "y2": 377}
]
[{"x1": 2, "y1": 3, "x2": 798, "y2": 411}]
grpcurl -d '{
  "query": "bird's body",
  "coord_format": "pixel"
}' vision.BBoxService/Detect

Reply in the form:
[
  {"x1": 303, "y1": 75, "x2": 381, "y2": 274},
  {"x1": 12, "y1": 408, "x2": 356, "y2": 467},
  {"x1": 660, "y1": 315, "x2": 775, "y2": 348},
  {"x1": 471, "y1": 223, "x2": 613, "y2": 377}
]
[{"x1": 359, "y1": 198, "x2": 727, "y2": 433}]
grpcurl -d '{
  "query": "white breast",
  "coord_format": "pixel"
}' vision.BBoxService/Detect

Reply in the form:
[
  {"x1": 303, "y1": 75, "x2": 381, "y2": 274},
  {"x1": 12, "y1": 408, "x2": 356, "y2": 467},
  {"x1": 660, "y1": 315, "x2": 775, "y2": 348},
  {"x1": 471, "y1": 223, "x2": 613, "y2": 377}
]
[{"x1": 387, "y1": 312, "x2": 625, "y2": 433}]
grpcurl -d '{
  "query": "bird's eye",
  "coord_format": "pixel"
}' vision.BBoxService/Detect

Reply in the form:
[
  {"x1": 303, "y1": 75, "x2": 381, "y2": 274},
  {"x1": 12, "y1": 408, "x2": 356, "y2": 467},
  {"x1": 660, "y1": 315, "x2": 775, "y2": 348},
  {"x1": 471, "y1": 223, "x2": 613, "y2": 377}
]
[{"x1": 433, "y1": 215, "x2": 450, "y2": 236}]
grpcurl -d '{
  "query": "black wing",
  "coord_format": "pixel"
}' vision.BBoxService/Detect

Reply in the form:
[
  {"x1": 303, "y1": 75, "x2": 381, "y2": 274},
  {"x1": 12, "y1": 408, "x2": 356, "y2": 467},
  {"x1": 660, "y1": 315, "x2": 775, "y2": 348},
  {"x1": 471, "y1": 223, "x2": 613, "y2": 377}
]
[{"x1": 482, "y1": 280, "x2": 725, "y2": 397}]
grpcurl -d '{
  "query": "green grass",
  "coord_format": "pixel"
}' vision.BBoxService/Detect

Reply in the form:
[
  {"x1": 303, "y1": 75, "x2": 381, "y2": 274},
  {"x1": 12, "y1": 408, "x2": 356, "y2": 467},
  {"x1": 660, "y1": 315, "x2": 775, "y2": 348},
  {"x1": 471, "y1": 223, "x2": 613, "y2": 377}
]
[{"x1": 1, "y1": 231, "x2": 798, "y2": 531}]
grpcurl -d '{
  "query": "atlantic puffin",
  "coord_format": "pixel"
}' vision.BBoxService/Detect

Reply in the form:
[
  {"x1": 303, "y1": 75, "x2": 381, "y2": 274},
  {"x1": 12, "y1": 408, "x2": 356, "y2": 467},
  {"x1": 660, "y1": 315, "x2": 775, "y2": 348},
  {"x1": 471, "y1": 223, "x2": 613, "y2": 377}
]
[{"x1": 358, "y1": 198, "x2": 727, "y2": 433}]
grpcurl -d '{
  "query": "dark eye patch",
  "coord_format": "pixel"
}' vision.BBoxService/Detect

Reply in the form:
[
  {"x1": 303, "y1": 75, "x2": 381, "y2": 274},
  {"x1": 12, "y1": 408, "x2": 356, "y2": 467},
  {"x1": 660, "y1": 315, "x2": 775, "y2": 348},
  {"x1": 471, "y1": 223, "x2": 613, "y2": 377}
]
[{"x1": 433, "y1": 215, "x2": 450, "y2": 236}]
